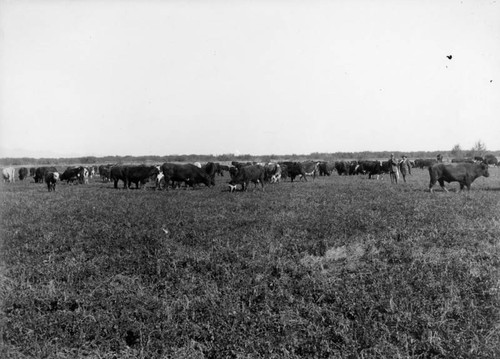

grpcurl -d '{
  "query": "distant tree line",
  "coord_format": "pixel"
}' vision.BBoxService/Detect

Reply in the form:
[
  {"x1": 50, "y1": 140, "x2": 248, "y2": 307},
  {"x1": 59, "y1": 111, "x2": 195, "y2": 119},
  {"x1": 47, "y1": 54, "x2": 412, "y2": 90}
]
[{"x1": 1, "y1": 146, "x2": 498, "y2": 167}]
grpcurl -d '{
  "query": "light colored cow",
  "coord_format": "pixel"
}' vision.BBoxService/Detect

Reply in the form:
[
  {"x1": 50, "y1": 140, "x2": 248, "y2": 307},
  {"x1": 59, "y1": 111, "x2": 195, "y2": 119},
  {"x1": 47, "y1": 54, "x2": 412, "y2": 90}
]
[{"x1": 2, "y1": 167, "x2": 15, "y2": 182}]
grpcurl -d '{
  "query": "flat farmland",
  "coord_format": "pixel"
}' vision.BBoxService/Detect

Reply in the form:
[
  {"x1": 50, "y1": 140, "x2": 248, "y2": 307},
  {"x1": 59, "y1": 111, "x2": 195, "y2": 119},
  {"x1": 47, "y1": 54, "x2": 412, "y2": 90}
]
[{"x1": 1, "y1": 167, "x2": 499, "y2": 358}]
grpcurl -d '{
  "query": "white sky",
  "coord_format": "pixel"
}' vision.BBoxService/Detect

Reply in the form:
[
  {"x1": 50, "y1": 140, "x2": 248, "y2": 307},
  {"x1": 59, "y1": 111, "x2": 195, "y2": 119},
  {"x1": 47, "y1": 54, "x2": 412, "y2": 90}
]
[{"x1": 1, "y1": 0, "x2": 499, "y2": 158}]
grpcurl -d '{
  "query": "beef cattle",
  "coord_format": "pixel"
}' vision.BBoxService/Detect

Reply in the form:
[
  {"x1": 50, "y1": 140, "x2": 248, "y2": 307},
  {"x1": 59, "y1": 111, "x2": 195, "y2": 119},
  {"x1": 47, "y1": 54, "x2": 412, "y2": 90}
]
[
  {"x1": 2, "y1": 167, "x2": 15, "y2": 182},
  {"x1": 18, "y1": 167, "x2": 28, "y2": 181},
  {"x1": 299, "y1": 161, "x2": 319, "y2": 181},
  {"x1": 60, "y1": 166, "x2": 85, "y2": 184},
  {"x1": 124, "y1": 165, "x2": 159, "y2": 189},
  {"x1": 160, "y1": 163, "x2": 212, "y2": 189},
  {"x1": 202, "y1": 162, "x2": 218, "y2": 186},
  {"x1": 45, "y1": 172, "x2": 59, "y2": 192},
  {"x1": 428, "y1": 163, "x2": 490, "y2": 193},
  {"x1": 110, "y1": 165, "x2": 159, "y2": 189},
  {"x1": 229, "y1": 164, "x2": 265, "y2": 191},
  {"x1": 264, "y1": 163, "x2": 282, "y2": 183},
  {"x1": 280, "y1": 162, "x2": 306, "y2": 182},
  {"x1": 99, "y1": 164, "x2": 114, "y2": 182},
  {"x1": 357, "y1": 160, "x2": 382, "y2": 179},
  {"x1": 29, "y1": 168, "x2": 36, "y2": 177},
  {"x1": 34, "y1": 167, "x2": 57, "y2": 183},
  {"x1": 335, "y1": 161, "x2": 350, "y2": 176},
  {"x1": 318, "y1": 161, "x2": 335, "y2": 176}
]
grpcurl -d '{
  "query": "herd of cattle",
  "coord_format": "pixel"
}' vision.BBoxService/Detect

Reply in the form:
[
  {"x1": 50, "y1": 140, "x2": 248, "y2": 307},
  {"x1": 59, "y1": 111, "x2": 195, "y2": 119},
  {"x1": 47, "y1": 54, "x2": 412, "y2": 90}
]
[{"x1": 1, "y1": 154, "x2": 498, "y2": 193}]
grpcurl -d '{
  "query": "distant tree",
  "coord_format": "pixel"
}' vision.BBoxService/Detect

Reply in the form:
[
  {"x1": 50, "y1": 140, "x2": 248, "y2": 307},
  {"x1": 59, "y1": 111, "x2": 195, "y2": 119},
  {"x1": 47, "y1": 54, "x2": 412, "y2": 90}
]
[
  {"x1": 450, "y1": 144, "x2": 463, "y2": 158},
  {"x1": 467, "y1": 140, "x2": 487, "y2": 158}
]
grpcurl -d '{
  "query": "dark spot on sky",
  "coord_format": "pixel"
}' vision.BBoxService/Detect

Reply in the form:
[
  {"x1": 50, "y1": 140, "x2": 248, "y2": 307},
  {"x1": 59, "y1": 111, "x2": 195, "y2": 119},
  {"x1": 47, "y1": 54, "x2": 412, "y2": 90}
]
[{"x1": 446, "y1": 55, "x2": 452, "y2": 60}]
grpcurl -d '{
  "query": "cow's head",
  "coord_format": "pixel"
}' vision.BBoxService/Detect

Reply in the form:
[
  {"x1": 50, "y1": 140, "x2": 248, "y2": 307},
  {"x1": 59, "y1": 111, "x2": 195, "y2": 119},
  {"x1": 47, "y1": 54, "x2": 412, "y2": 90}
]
[{"x1": 479, "y1": 162, "x2": 490, "y2": 177}]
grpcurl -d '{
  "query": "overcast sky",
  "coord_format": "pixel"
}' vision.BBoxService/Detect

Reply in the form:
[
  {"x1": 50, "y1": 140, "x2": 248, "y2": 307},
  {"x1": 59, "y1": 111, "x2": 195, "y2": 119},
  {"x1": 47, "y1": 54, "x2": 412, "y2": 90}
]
[{"x1": 1, "y1": 0, "x2": 499, "y2": 158}]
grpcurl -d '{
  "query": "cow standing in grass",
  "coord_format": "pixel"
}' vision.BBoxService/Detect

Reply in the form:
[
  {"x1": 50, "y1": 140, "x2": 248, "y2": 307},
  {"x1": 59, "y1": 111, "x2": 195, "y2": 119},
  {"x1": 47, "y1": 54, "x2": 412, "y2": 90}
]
[
  {"x1": 428, "y1": 162, "x2": 490, "y2": 193},
  {"x1": 45, "y1": 172, "x2": 59, "y2": 192},
  {"x1": 229, "y1": 165, "x2": 265, "y2": 191},
  {"x1": 2, "y1": 167, "x2": 15, "y2": 182},
  {"x1": 18, "y1": 167, "x2": 28, "y2": 181}
]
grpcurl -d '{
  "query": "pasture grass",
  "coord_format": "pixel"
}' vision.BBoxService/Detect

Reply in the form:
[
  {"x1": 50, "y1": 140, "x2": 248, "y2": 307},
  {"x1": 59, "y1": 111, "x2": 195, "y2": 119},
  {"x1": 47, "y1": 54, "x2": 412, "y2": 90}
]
[{"x1": 1, "y1": 168, "x2": 499, "y2": 358}]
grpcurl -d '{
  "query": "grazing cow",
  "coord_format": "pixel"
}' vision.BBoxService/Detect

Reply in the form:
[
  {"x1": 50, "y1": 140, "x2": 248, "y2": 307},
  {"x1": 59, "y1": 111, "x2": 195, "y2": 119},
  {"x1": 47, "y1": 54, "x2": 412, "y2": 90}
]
[
  {"x1": 357, "y1": 160, "x2": 382, "y2": 179},
  {"x1": 300, "y1": 161, "x2": 320, "y2": 181},
  {"x1": 45, "y1": 172, "x2": 59, "y2": 192},
  {"x1": 29, "y1": 167, "x2": 36, "y2": 177},
  {"x1": 2, "y1": 167, "x2": 15, "y2": 182},
  {"x1": 60, "y1": 166, "x2": 85, "y2": 184},
  {"x1": 34, "y1": 167, "x2": 58, "y2": 183},
  {"x1": 160, "y1": 163, "x2": 212, "y2": 189},
  {"x1": 18, "y1": 167, "x2": 28, "y2": 181},
  {"x1": 229, "y1": 165, "x2": 265, "y2": 191},
  {"x1": 280, "y1": 162, "x2": 306, "y2": 182},
  {"x1": 202, "y1": 162, "x2": 218, "y2": 186},
  {"x1": 428, "y1": 163, "x2": 490, "y2": 193}
]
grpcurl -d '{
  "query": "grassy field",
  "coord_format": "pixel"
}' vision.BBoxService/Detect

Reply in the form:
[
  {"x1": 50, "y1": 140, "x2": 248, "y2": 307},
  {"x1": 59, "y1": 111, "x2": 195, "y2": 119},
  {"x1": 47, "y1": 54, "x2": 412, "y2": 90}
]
[{"x1": 1, "y1": 167, "x2": 499, "y2": 358}]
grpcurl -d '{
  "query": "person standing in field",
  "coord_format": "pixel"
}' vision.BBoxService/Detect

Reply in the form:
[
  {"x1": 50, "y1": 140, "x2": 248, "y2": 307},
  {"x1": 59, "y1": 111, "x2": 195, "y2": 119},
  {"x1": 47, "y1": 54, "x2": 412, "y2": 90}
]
[
  {"x1": 399, "y1": 155, "x2": 412, "y2": 183},
  {"x1": 389, "y1": 153, "x2": 399, "y2": 184}
]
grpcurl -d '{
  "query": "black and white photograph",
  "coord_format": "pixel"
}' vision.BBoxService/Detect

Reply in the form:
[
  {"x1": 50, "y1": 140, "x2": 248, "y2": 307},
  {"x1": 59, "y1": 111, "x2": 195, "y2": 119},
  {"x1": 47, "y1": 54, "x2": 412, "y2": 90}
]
[{"x1": 1, "y1": 0, "x2": 499, "y2": 357}]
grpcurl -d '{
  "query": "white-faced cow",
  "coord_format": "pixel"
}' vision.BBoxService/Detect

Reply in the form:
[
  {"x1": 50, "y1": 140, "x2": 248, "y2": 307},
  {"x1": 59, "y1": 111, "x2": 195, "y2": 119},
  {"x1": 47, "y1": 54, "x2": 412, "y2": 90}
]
[
  {"x1": 60, "y1": 166, "x2": 85, "y2": 184},
  {"x1": 2, "y1": 167, "x2": 15, "y2": 182},
  {"x1": 34, "y1": 167, "x2": 58, "y2": 183},
  {"x1": 428, "y1": 162, "x2": 490, "y2": 193},
  {"x1": 45, "y1": 172, "x2": 60, "y2": 192}
]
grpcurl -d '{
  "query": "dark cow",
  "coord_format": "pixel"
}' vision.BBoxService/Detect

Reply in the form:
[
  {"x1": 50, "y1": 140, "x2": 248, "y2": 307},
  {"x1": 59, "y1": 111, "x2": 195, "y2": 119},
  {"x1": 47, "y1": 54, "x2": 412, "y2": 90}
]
[
  {"x1": 110, "y1": 165, "x2": 159, "y2": 189},
  {"x1": 202, "y1": 162, "x2": 218, "y2": 186},
  {"x1": 160, "y1": 163, "x2": 212, "y2": 189},
  {"x1": 230, "y1": 165, "x2": 265, "y2": 191},
  {"x1": 99, "y1": 164, "x2": 114, "y2": 182},
  {"x1": 428, "y1": 163, "x2": 490, "y2": 193},
  {"x1": 357, "y1": 160, "x2": 382, "y2": 179},
  {"x1": 18, "y1": 167, "x2": 29, "y2": 181},
  {"x1": 124, "y1": 165, "x2": 159, "y2": 189},
  {"x1": 34, "y1": 167, "x2": 58, "y2": 183},
  {"x1": 414, "y1": 158, "x2": 438, "y2": 169},
  {"x1": 45, "y1": 172, "x2": 59, "y2": 192},
  {"x1": 335, "y1": 161, "x2": 350, "y2": 176},
  {"x1": 318, "y1": 161, "x2": 336, "y2": 176},
  {"x1": 29, "y1": 167, "x2": 36, "y2": 177},
  {"x1": 280, "y1": 162, "x2": 306, "y2": 182},
  {"x1": 483, "y1": 154, "x2": 498, "y2": 166},
  {"x1": 60, "y1": 166, "x2": 85, "y2": 184}
]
